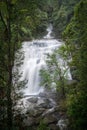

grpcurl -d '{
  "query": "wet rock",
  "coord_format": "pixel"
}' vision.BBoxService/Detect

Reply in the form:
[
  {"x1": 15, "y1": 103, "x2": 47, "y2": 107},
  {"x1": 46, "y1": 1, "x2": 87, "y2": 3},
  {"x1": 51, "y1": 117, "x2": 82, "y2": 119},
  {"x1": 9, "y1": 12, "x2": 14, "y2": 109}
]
[
  {"x1": 16, "y1": 90, "x2": 70, "y2": 130},
  {"x1": 48, "y1": 124, "x2": 59, "y2": 130},
  {"x1": 26, "y1": 109, "x2": 44, "y2": 117},
  {"x1": 38, "y1": 92, "x2": 47, "y2": 98},
  {"x1": 33, "y1": 42, "x2": 47, "y2": 47},
  {"x1": 37, "y1": 98, "x2": 51, "y2": 109},
  {"x1": 27, "y1": 97, "x2": 38, "y2": 103},
  {"x1": 42, "y1": 107, "x2": 55, "y2": 117},
  {"x1": 35, "y1": 107, "x2": 46, "y2": 112},
  {"x1": 43, "y1": 115, "x2": 57, "y2": 125},
  {"x1": 36, "y1": 59, "x2": 40, "y2": 64},
  {"x1": 23, "y1": 117, "x2": 35, "y2": 126},
  {"x1": 57, "y1": 119, "x2": 69, "y2": 130}
]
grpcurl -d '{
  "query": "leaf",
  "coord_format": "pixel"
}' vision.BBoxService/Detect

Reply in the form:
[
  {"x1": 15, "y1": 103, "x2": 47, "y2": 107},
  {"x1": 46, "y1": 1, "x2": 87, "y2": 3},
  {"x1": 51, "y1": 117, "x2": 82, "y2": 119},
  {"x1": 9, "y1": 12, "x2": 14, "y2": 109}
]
[
  {"x1": 21, "y1": 27, "x2": 28, "y2": 34},
  {"x1": 0, "y1": 2, "x2": 8, "y2": 17},
  {"x1": 11, "y1": 0, "x2": 17, "y2": 4},
  {"x1": 0, "y1": 2, "x2": 8, "y2": 25}
]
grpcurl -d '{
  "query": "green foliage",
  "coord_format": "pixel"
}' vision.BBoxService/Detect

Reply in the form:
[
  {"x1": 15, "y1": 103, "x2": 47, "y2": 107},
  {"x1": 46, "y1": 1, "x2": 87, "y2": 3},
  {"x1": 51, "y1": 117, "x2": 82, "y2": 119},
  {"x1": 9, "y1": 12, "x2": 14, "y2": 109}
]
[
  {"x1": 11, "y1": 0, "x2": 17, "y2": 5},
  {"x1": 40, "y1": 69, "x2": 51, "y2": 88},
  {"x1": 63, "y1": 0, "x2": 87, "y2": 82},
  {"x1": 15, "y1": 0, "x2": 48, "y2": 39},
  {"x1": 37, "y1": 120, "x2": 50, "y2": 130},
  {"x1": 0, "y1": 0, "x2": 49, "y2": 129},
  {"x1": 52, "y1": 0, "x2": 80, "y2": 37},
  {"x1": 40, "y1": 45, "x2": 71, "y2": 97},
  {"x1": 67, "y1": 93, "x2": 87, "y2": 129},
  {"x1": 63, "y1": 0, "x2": 87, "y2": 129},
  {"x1": 39, "y1": 1, "x2": 87, "y2": 129}
]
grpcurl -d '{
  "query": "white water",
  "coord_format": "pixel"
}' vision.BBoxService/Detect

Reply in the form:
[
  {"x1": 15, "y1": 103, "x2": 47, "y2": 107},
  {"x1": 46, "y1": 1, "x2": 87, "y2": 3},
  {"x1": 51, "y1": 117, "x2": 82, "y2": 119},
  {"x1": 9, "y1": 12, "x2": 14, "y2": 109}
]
[
  {"x1": 44, "y1": 23, "x2": 53, "y2": 39},
  {"x1": 20, "y1": 24, "x2": 71, "y2": 95}
]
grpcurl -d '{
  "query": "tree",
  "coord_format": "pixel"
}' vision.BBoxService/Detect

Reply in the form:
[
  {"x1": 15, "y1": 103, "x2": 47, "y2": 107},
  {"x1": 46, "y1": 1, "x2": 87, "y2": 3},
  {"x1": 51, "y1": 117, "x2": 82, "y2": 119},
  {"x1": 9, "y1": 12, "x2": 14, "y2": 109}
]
[
  {"x1": 40, "y1": 45, "x2": 71, "y2": 98},
  {"x1": 63, "y1": 0, "x2": 87, "y2": 129},
  {"x1": 52, "y1": 0, "x2": 80, "y2": 38},
  {"x1": 0, "y1": 0, "x2": 49, "y2": 129}
]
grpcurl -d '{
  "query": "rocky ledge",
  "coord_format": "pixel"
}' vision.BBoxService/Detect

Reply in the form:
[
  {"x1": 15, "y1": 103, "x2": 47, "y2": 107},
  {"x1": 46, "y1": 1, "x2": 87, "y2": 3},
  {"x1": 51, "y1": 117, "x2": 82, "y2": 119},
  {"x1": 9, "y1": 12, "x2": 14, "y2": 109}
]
[{"x1": 14, "y1": 90, "x2": 69, "y2": 130}]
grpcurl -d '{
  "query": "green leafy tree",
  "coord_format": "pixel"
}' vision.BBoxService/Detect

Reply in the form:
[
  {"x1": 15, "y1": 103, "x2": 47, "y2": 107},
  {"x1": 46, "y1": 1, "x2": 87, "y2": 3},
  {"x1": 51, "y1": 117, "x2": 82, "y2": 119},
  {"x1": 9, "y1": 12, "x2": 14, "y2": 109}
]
[
  {"x1": 0, "y1": 0, "x2": 49, "y2": 129},
  {"x1": 63, "y1": 0, "x2": 87, "y2": 129},
  {"x1": 40, "y1": 45, "x2": 71, "y2": 98},
  {"x1": 52, "y1": 0, "x2": 80, "y2": 38}
]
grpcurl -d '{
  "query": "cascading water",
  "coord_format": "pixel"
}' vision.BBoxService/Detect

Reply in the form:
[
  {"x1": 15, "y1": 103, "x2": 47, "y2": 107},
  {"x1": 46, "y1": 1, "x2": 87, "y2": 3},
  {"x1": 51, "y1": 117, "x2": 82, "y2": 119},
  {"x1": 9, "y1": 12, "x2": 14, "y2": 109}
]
[
  {"x1": 14, "y1": 25, "x2": 71, "y2": 129},
  {"x1": 20, "y1": 24, "x2": 71, "y2": 95},
  {"x1": 44, "y1": 23, "x2": 53, "y2": 39}
]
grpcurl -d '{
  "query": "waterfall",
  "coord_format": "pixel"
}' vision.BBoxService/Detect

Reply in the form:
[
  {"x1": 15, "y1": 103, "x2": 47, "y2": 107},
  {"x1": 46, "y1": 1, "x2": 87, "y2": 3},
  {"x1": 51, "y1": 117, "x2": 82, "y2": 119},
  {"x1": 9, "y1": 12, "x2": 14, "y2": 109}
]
[
  {"x1": 20, "y1": 24, "x2": 71, "y2": 95},
  {"x1": 44, "y1": 23, "x2": 53, "y2": 39}
]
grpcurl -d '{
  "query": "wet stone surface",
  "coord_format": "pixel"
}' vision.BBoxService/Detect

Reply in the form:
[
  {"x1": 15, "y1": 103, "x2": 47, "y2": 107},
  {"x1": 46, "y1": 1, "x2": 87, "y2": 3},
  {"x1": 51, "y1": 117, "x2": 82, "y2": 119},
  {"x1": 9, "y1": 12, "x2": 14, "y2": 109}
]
[{"x1": 15, "y1": 91, "x2": 69, "y2": 130}]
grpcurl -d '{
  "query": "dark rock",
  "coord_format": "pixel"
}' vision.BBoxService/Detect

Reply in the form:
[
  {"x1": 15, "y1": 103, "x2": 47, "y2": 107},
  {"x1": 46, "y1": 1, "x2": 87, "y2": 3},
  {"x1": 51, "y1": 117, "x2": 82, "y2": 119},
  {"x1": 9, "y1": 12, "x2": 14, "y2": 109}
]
[
  {"x1": 38, "y1": 92, "x2": 47, "y2": 98},
  {"x1": 37, "y1": 98, "x2": 51, "y2": 109},
  {"x1": 16, "y1": 89, "x2": 69, "y2": 129},
  {"x1": 37, "y1": 59, "x2": 40, "y2": 64},
  {"x1": 43, "y1": 115, "x2": 57, "y2": 125},
  {"x1": 48, "y1": 124, "x2": 59, "y2": 130},
  {"x1": 27, "y1": 97, "x2": 38, "y2": 103},
  {"x1": 23, "y1": 117, "x2": 35, "y2": 126},
  {"x1": 42, "y1": 107, "x2": 55, "y2": 117},
  {"x1": 26, "y1": 109, "x2": 44, "y2": 117}
]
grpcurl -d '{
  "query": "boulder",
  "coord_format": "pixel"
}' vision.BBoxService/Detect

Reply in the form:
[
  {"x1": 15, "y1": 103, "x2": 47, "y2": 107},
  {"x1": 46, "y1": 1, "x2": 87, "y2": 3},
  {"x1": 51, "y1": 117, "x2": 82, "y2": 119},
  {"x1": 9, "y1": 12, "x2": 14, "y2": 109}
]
[
  {"x1": 27, "y1": 97, "x2": 38, "y2": 103},
  {"x1": 43, "y1": 115, "x2": 57, "y2": 125},
  {"x1": 38, "y1": 92, "x2": 47, "y2": 98},
  {"x1": 48, "y1": 124, "x2": 59, "y2": 130},
  {"x1": 37, "y1": 98, "x2": 51, "y2": 109},
  {"x1": 23, "y1": 117, "x2": 35, "y2": 126},
  {"x1": 26, "y1": 108, "x2": 45, "y2": 117},
  {"x1": 42, "y1": 107, "x2": 55, "y2": 117}
]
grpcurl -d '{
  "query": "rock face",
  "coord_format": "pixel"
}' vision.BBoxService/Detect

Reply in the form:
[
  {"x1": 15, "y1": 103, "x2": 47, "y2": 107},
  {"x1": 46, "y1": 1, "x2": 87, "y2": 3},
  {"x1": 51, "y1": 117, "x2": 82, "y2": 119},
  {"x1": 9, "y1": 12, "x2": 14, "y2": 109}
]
[{"x1": 15, "y1": 91, "x2": 69, "y2": 130}]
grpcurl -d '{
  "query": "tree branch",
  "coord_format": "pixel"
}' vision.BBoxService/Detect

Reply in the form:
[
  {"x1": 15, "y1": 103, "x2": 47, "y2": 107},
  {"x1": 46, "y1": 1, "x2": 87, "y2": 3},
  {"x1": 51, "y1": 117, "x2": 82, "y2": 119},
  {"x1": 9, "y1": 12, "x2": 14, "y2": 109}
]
[{"x1": 0, "y1": 11, "x2": 7, "y2": 29}]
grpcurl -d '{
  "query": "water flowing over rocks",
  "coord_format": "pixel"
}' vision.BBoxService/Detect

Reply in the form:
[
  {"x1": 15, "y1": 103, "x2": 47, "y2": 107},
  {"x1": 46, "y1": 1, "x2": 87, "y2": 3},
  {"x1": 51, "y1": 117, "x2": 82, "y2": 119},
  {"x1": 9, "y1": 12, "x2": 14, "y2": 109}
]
[
  {"x1": 15, "y1": 90, "x2": 69, "y2": 130},
  {"x1": 15, "y1": 24, "x2": 70, "y2": 130},
  {"x1": 19, "y1": 23, "x2": 64, "y2": 96}
]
